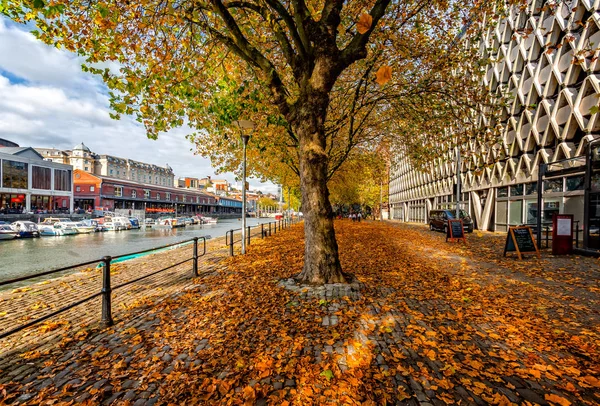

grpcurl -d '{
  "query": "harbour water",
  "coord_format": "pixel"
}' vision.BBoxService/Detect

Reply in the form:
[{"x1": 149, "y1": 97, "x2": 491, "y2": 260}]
[{"x1": 0, "y1": 218, "x2": 275, "y2": 283}]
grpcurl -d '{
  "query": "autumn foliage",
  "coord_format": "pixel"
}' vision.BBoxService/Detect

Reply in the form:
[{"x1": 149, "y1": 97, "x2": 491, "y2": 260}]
[{"x1": 1, "y1": 221, "x2": 598, "y2": 405}]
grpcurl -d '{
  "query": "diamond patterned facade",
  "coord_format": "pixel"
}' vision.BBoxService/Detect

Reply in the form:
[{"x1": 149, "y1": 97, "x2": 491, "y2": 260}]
[{"x1": 389, "y1": 0, "x2": 600, "y2": 235}]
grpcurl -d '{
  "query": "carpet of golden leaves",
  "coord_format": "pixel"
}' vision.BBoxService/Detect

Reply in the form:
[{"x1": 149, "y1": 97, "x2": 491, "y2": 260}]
[{"x1": 1, "y1": 220, "x2": 599, "y2": 405}]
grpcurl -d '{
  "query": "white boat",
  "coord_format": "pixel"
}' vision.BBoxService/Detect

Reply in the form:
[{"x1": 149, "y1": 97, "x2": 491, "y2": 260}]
[
  {"x1": 74, "y1": 222, "x2": 95, "y2": 233},
  {"x1": 200, "y1": 216, "x2": 218, "y2": 224},
  {"x1": 39, "y1": 218, "x2": 78, "y2": 236},
  {"x1": 154, "y1": 218, "x2": 178, "y2": 229},
  {"x1": 0, "y1": 224, "x2": 17, "y2": 240},
  {"x1": 11, "y1": 221, "x2": 40, "y2": 238}
]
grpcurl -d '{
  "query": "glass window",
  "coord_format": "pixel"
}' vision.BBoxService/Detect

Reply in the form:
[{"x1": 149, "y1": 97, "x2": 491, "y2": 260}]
[
  {"x1": 32, "y1": 166, "x2": 51, "y2": 190},
  {"x1": 566, "y1": 175, "x2": 584, "y2": 191},
  {"x1": 90, "y1": 186, "x2": 95, "y2": 192},
  {"x1": 510, "y1": 184, "x2": 524, "y2": 196},
  {"x1": 497, "y1": 187, "x2": 509, "y2": 198},
  {"x1": 2, "y1": 160, "x2": 28, "y2": 189},
  {"x1": 526, "y1": 182, "x2": 538, "y2": 195},
  {"x1": 592, "y1": 173, "x2": 600, "y2": 193},
  {"x1": 144, "y1": 190, "x2": 150, "y2": 199},
  {"x1": 76, "y1": 186, "x2": 81, "y2": 192},
  {"x1": 115, "y1": 187, "x2": 123, "y2": 197},
  {"x1": 509, "y1": 200, "x2": 523, "y2": 225},
  {"x1": 156, "y1": 193, "x2": 160, "y2": 200},
  {"x1": 543, "y1": 200, "x2": 561, "y2": 222},
  {"x1": 544, "y1": 178, "x2": 563, "y2": 193},
  {"x1": 54, "y1": 169, "x2": 72, "y2": 191},
  {"x1": 132, "y1": 190, "x2": 137, "y2": 198},
  {"x1": 166, "y1": 192, "x2": 171, "y2": 200}
]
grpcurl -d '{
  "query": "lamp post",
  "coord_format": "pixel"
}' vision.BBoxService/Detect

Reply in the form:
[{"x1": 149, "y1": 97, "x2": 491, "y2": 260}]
[{"x1": 233, "y1": 119, "x2": 255, "y2": 254}]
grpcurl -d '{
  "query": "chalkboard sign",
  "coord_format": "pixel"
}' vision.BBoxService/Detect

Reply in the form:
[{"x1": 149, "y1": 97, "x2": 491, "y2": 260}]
[
  {"x1": 503, "y1": 226, "x2": 540, "y2": 260},
  {"x1": 446, "y1": 219, "x2": 466, "y2": 243}
]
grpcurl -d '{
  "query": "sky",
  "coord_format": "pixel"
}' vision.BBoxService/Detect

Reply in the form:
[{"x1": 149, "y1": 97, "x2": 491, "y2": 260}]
[{"x1": 0, "y1": 18, "x2": 278, "y2": 194}]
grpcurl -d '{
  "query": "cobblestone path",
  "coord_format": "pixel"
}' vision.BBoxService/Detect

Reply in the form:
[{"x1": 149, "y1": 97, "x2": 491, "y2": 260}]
[{"x1": 0, "y1": 221, "x2": 598, "y2": 405}]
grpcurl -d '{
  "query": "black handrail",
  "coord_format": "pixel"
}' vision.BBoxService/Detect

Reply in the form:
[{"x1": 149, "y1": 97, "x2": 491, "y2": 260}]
[
  {"x1": 0, "y1": 236, "x2": 207, "y2": 339},
  {"x1": 225, "y1": 218, "x2": 301, "y2": 257}
]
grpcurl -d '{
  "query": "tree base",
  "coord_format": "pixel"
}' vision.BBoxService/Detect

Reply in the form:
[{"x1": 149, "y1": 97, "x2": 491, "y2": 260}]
[
  {"x1": 293, "y1": 269, "x2": 355, "y2": 286},
  {"x1": 279, "y1": 275, "x2": 361, "y2": 301}
]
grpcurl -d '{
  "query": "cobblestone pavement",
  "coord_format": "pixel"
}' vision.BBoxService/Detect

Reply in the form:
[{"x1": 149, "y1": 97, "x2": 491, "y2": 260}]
[{"x1": 0, "y1": 221, "x2": 598, "y2": 405}]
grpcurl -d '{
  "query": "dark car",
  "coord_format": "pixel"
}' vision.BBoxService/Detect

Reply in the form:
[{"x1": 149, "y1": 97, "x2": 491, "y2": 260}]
[{"x1": 429, "y1": 209, "x2": 474, "y2": 233}]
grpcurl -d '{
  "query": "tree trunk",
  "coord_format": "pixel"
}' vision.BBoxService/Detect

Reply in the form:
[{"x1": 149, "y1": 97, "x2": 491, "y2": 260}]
[{"x1": 292, "y1": 99, "x2": 349, "y2": 285}]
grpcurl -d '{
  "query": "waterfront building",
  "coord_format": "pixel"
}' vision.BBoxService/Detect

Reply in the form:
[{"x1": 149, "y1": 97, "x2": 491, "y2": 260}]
[
  {"x1": 37, "y1": 143, "x2": 176, "y2": 187},
  {"x1": 73, "y1": 170, "x2": 244, "y2": 215},
  {"x1": 389, "y1": 0, "x2": 600, "y2": 251},
  {"x1": 0, "y1": 144, "x2": 73, "y2": 214}
]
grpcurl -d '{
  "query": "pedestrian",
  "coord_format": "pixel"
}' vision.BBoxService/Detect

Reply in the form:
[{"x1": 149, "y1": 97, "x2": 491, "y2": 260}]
[{"x1": 357, "y1": 212, "x2": 362, "y2": 222}]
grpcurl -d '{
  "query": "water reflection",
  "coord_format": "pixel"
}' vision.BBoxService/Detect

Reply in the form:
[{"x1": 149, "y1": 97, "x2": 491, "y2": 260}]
[{"x1": 0, "y1": 218, "x2": 273, "y2": 281}]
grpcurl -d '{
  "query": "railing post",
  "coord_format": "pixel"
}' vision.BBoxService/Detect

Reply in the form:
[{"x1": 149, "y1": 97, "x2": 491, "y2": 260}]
[
  {"x1": 545, "y1": 226, "x2": 549, "y2": 248},
  {"x1": 229, "y1": 230, "x2": 234, "y2": 256},
  {"x1": 101, "y1": 256, "x2": 113, "y2": 327},
  {"x1": 247, "y1": 226, "x2": 251, "y2": 246},
  {"x1": 269, "y1": 222, "x2": 272, "y2": 236},
  {"x1": 193, "y1": 237, "x2": 199, "y2": 277},
  {"x1": 575, "y1": 223, "x2": 580, "y2": 248},
  {"x1": 261, "y1": 223, "x2": 264, "y2": 239}
]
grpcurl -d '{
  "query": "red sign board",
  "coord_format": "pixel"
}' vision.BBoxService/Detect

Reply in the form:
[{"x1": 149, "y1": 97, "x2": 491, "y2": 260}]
[{"x1": 552, "y1": 214, "x2": 573, "y2": 255}]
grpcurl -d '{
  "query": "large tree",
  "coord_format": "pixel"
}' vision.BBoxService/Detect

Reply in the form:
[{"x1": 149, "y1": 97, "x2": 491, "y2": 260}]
[{"x1": 3, "y1": 0, "x2": 508, "y2": 284}]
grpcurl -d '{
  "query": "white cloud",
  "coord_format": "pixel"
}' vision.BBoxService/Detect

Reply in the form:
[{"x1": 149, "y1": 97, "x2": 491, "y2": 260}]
[{"x1": 0, "y1": 17, "x2": 278, "y2": 194}]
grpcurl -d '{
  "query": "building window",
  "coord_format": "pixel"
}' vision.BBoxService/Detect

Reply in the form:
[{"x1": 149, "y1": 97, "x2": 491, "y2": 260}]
[
  {"x1": 115, "y1": 186, "x2": 123, "y2": 197},
  {"x1": 526, "y1": 182, "x2": 537, "y2": 195},
  {"x1": 544, "y1": 178, "x2": 563, "y2": 193},
  {"x1": 54, "y1": 169, "x2": 72, "y2": 191},
  {"x1": 2, "y1": 160, "x2": 29, "y2": 189},
  {"x1": 510, "y1": 184, "x2": 524, "y2": 196},
  {"x1": 110, "y1": 169, "x2": 114, "y2": 175},
  {"x1": 175, "y1": 196, "x2": 179, "y2": 202},
  {"x1": 132, "y1": 190, "x2": 137, "y2": 198},
  {"x1": 90, "y1": 186, "x2": 95, "y2": 192},
  {"x1": 166, "y1": 192, "x2": 171, "y2": 200},
  {"x1": 497, "y1": 187, "x2": 509, "y2": 198},
  {"x1": 76, "y1": 186, "x2": 81, "y2": 192},
  {"x1": 156, "y1": 192, "x2": 160, "y2": 200},
  {"x1": 566, "y1": 175, "x2": 584, "y2": 191},
  {"x1": 32, "y1": 166, "x2": 51, "y2": 190},
  {"x1": 144, "y1": 190, "x2": 150, "y2": 199}
]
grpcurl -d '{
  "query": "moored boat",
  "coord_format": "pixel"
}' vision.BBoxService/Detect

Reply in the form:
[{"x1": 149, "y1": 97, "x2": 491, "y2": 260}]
[
  {"x1": 200, "y1": 215, "x2": 218, "y2": 224},
  {"x1": 74, "y1": 222, "x2": 95, "y2": 233},
  {"x1": 154, "y1": 217, "x2": 177, "y2": 229},
  {"x1": 0, "y1": 224, "x2": 17, "y2": 240},
  {"x1": 129, "y1": 217, "x2": 141, "y2": 229},
  {"x1": 11, "y1": 221, "x2": 40, "y2": 238},
  {"x1": 39, "y1": 218, "x2": 78, "y2": 236}
]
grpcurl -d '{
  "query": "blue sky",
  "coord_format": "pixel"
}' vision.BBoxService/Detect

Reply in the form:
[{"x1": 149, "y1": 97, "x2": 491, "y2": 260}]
[{"x1": 0, "y1": 18, "x2": 277, "y2": 194}]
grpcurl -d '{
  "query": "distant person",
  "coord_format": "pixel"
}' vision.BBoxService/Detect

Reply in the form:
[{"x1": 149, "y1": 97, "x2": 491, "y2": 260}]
[{"x1": 357, "y1": 212, "x2": 362, "y2": 222}]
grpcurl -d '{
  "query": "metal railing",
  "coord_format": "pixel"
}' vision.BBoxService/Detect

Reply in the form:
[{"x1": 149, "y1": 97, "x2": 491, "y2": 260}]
[
  {"x1": 0, "y1": 237, "x2": 206, "y2": 339},
  {"x1": 225, "y1": 218, "x2": 300, "y2": 256},
  {"x1": 520, "y1": 221, "x2": 582, "y2": 249}
]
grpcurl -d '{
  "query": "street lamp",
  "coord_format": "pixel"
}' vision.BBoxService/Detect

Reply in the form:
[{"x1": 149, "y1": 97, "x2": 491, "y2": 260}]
[{"x1": 233, "y1": 119, "x2": 255, "y2": 254}]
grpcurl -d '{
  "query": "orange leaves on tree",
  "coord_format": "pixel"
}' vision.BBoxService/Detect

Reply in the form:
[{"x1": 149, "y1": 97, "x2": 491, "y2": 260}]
[
  {"x1": 545, "y1": 393, "x2": 571, "y2": 406},
  {"x1": 375, "y1": 66, "x2": 392, "y2": 85},
  {"x1": 357, "y1": 14, "x2": 372, "y2": 34}
]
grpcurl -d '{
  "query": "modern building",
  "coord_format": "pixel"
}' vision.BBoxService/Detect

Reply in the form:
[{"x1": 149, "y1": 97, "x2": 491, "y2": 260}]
[
  {"x1": 389, "y1": 0, "x2": 600, "y2": 250},
  {"x1": 0, "y1": 144, "x2": 73, "y2": 214},
  {"x1": 73, "y1": 170, "x2": 243, "y2": 215},
  {"x1": 37, "y1": 143, "x2": 176, "y2": 188}
]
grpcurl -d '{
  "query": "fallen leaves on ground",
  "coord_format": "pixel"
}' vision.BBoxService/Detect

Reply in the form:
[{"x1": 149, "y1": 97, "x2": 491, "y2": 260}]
[{"x1": 0, "y1": 221, "x2": 598, "y2": 405}]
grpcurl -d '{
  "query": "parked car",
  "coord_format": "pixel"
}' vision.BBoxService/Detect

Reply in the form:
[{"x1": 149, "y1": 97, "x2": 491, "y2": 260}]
[{"x1": 429, "y1": 209, "x2": 474, "y2": 234}]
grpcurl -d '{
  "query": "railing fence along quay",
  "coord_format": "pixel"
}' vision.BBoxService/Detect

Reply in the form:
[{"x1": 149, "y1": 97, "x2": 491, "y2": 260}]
[
  {"x1": 0, "y1": 218, "x2": 302, "y2": 341},
  {"x1": 225, "y1": 218, "x2": 301, "y2": 257},
  {"x1": 0, "y1": 237, "x2": 207, "y2": 340}
]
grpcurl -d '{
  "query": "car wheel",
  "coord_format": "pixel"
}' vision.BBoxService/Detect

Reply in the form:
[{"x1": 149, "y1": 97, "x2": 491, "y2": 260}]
[
  {"x1": 443, "y1": 225, "x2": 448, "y2": 235},
  {"x1": 429, "y1": 223, "x2": 434, "y2": 231}
]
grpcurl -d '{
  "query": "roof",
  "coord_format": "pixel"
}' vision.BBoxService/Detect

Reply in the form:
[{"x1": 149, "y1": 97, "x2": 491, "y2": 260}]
[
  {"x1": 0, "y1": 147, "x2": 44, "y2": 160},
  {"x1": 73, "y1": 142, "x2": 91, "y2": 152}
]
